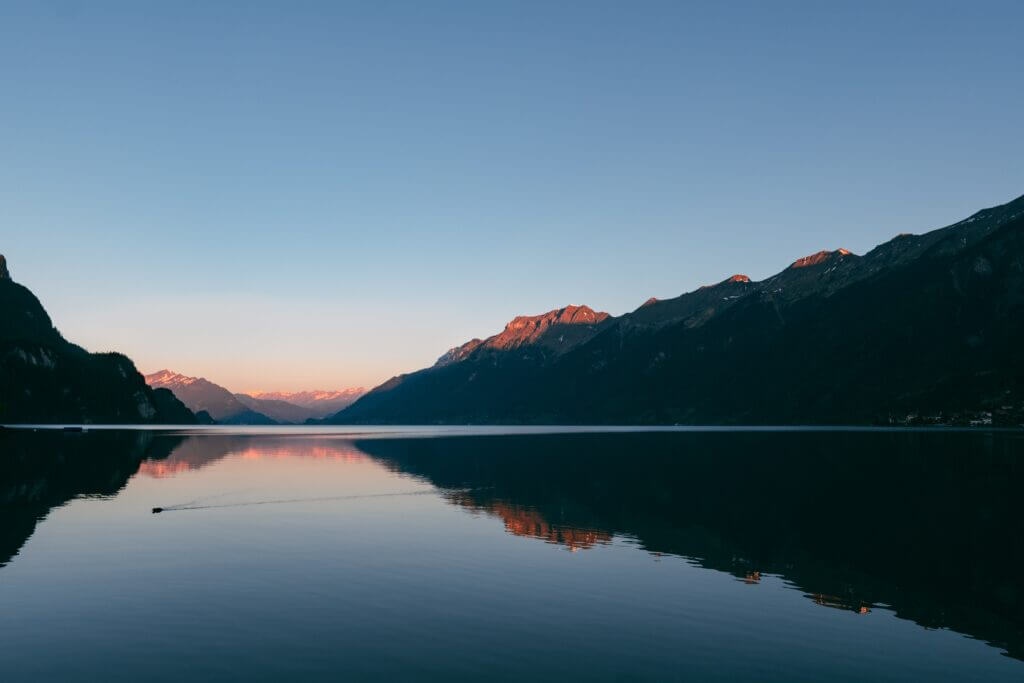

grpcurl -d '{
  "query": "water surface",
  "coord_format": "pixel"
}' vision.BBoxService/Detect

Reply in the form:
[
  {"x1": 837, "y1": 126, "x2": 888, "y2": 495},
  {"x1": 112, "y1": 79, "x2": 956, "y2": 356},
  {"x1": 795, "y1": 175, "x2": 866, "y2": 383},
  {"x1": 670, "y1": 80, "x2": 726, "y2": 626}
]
[{"x1": 1, "y1": 427, "x2": 1022, "y2": 681}]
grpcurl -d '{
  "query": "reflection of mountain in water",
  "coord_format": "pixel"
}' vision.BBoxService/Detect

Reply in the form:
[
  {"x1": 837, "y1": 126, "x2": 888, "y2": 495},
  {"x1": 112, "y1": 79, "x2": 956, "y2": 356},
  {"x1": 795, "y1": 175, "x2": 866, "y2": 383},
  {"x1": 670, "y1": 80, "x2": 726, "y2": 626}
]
[
  {"x1": 0, "y1": 432, "x2": 373, "y2": 565},
  {"x1": 355, "y1": 431, "x2": 1024, "y2": 660},
  {"x1": 0, "y1": 430, "x2": 181, "y2": 567},
  {"x1": 448, "y1": 492, "x2": 613, "y2": 551},
  {"x1": 3, "y1": 429, "x2": 1022, "y2": 661},
  {"x1": 135, "y1": 436, "x2": 367, "y2": 477}
]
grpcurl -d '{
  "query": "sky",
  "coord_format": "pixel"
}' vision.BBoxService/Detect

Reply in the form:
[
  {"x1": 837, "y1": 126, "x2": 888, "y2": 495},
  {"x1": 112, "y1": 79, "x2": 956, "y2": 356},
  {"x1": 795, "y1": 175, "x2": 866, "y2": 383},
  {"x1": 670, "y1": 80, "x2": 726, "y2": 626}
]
[{"x1": 2, "y1": 1, "x2": 1022, "y2": 392}]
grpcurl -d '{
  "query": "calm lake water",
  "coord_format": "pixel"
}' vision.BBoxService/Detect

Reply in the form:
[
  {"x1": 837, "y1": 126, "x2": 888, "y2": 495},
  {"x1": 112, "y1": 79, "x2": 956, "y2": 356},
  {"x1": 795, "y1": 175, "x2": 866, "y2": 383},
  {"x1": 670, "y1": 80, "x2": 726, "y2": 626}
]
[{"x1": 1, "y1": 426, "x2": 1023, "y2": 681}]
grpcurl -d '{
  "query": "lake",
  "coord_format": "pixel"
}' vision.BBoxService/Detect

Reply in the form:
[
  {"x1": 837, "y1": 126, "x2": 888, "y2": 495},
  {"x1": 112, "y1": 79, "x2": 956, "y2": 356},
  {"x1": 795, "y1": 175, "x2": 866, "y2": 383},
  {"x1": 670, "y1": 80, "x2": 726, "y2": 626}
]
[{"x1": 1, "y1": 426, "x2": 1022, "y2": 681}]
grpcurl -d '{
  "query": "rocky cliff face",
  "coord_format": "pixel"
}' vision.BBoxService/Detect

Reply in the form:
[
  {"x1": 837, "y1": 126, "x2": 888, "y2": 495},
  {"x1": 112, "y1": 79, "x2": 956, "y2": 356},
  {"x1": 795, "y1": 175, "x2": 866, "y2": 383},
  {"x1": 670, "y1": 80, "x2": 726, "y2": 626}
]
[
  {"x1": 329, "y1": 192, "x2": 1024, "y2": 425},
  {"x1": 0, "y1": 257, "x2": 196, "y2": 424},
  {"x1": 435, "y1": 305, "x2": 611, "y2": 369},
  {"x1": 485, "y1": 305, "x2": 611, "y2": 353}
]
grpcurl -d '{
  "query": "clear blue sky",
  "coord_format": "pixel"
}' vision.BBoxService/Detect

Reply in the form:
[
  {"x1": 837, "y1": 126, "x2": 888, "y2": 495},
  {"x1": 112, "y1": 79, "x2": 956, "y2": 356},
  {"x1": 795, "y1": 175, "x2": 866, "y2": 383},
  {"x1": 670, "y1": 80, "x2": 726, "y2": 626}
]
[{"x1": 2, "y1": 1, "x2": 1022, "y2": 391}]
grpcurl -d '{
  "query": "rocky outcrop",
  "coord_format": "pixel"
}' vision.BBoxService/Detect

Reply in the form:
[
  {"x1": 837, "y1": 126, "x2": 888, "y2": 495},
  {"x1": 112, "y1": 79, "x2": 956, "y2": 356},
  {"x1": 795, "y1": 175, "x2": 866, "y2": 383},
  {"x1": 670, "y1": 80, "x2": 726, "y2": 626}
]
[
  {"x1": 484, "y1": 305, "x2": 611, "y2": 353},
  {"x1": 789, "y1": 248, "x2": 851, "y2": 269},
  {"x1": 433, "y1": 305, "x2": 611, "y2": 370},
  {"x1": 435, "y1": 339, "x2": 484, "y2": 367}
]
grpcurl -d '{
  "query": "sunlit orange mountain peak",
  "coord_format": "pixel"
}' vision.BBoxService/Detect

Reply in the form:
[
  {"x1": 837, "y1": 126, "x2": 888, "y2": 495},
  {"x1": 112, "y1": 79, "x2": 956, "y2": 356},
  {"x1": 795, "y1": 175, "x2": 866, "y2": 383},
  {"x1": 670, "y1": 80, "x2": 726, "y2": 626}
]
[
  {"x1": 435, "y1": 304, "x2": 612, "y2": 367},
  {"x1": 491, "y1": 305, "x2": 611, "y2": 350},
  {"x1": 789, "y1": 248, "x2": 854, "y2": 269}
]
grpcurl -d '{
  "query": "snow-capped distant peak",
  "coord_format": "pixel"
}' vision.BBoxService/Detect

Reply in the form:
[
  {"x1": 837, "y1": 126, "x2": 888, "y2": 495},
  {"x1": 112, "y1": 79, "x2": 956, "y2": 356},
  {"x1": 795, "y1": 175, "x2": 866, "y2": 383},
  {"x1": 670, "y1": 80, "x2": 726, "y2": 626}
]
[
  {"x1": 243, "y1": 388, "x2": 367, "y2": 408},
  {"x1": 144, "y1": 369, "x2": 202, "y2": 387}
]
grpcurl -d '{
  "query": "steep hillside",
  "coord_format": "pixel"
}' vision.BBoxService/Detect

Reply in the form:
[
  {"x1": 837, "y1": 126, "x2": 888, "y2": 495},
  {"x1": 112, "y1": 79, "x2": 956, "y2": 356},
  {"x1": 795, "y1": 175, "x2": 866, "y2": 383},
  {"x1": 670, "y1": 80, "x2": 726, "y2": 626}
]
[
  {"x1": 330, "y1": 193, "x2": 1024, "y2": 425},
  {"x1": 0, "y1": 258, "x2": 196, "y2": 424}
]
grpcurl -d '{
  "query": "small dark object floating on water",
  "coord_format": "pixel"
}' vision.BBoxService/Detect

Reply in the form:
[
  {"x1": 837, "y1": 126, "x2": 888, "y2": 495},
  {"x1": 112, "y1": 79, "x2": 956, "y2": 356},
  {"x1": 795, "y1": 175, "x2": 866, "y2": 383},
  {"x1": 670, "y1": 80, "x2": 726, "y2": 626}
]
[{"x1": 152, "y1": 507, "x2": 164, "y2": 514}]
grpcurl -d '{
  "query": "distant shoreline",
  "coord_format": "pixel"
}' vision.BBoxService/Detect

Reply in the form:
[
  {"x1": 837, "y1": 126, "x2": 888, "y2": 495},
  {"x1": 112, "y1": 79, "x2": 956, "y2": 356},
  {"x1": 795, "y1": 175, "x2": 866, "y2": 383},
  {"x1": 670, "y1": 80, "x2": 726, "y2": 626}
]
[{"x1": 4, "y1": 423, "x2": 1022, "y2": 435}]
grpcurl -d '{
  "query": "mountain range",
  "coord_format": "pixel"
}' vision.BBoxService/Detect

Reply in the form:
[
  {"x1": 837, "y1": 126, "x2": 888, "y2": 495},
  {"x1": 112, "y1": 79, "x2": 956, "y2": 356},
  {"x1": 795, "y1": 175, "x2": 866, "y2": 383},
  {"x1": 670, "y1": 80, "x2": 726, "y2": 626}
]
[
  {"x1": 144, "y1": 370, "x2": 363, "y2": 424},
  {"x1": 4, "y1": 192, "x2": 1023, "y2": 426},
  {"x1": 0, "y1": 257, "x2": 196, "y2": 424},
  {"x1": 241, "y1": 389, "x2": 365, "y2": 418},
  {"x1": 143, "y1": 370, "x2": 275, "y2": 424},
  {"x1": 326, "y1": 193, "x2": 1024, "y2": 426}
]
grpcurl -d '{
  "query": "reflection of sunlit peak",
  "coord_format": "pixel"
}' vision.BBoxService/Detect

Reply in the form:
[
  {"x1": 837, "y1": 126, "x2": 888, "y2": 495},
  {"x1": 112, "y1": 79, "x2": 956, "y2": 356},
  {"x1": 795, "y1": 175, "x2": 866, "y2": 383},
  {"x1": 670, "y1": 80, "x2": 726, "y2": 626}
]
[
  {"x1": 137, "y1": 460, "x2": 195, "y2": 478},
  {"x1": 137, "y1": 438, "x2": 369, "y2": 478},
  {"x1": 447, "y1": 494, "x2": 612, "y2": 552},
  {"x1": 232, "y1": 444, "x2": 367, "y2": 462}
]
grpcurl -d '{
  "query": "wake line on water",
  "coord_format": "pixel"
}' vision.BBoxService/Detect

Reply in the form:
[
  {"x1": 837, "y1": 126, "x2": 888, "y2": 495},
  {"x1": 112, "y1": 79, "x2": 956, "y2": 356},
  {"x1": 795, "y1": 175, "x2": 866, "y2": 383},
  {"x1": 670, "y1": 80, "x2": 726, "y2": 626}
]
[
  {"x1": 159, "y1": 488, "x2": 257, "y2": 511},
  {"x1": 151, "y1": 488, "x2": 467, "y2": 514}
]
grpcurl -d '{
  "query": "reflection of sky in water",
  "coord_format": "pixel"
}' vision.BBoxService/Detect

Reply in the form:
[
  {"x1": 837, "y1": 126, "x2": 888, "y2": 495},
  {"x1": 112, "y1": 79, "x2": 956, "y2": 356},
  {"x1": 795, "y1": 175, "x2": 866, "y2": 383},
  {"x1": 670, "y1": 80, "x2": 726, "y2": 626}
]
[{"x1": 0, "y1": 431, "x2": 1021, "y2": 682}]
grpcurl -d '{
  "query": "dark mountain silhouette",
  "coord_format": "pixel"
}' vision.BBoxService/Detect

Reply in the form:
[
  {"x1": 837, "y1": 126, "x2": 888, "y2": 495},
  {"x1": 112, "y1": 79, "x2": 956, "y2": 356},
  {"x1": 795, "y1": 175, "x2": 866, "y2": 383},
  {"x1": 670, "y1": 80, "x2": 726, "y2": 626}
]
[
  {"x1": 329, "y1": 193, "x2": 1024, "y2": 425},
  {"x1": 0, "y1": 259, "x2": 196, "y2": 424},
  {"x1": 144, "y1": 370, "x2": 277, "y2": 425}
]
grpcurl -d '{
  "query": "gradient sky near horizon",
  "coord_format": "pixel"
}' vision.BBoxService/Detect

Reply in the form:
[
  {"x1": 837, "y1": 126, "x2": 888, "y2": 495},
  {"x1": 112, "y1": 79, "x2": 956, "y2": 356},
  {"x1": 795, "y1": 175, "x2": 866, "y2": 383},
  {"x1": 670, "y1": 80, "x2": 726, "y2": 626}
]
[{"x1": 2, "y1": 1, "x2": 1022, "y2": 392}]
